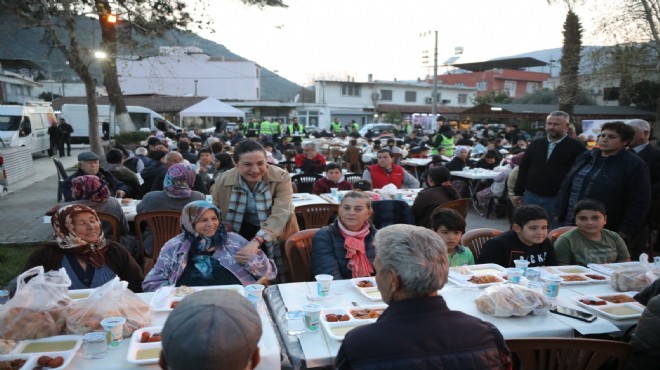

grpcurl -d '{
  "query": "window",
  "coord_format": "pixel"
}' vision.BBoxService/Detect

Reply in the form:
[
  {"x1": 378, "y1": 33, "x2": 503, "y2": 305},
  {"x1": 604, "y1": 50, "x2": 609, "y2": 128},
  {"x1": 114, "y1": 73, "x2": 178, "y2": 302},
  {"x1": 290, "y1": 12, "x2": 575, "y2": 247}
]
[
  {"x1": 603, "y1": 87, "x2": 620, "y2": 101},
  {"x1": 526, "y1": 82, "x2": 539, "y2": 94},
  {"x1": 404, "y1": 91, "x2": 417, "y2": 102},
  {"x1": 477, "y1": 80, "x2": 488, "y2": 91},
  {"x1": 380, "y1": 89, "x2": 392, "y2": 101},
  {"x1": 298, "y1": 110, "x2": 320, "y2": 127},
  {"x1": 458, "y1": 94, "x2": 467, "y2": 104},
  {"x1": 341, "y1": 83, "x2": 361, "y2": 97},
  {"x1": 503, "y1": 80, "x2": 517, "y2": 97}
]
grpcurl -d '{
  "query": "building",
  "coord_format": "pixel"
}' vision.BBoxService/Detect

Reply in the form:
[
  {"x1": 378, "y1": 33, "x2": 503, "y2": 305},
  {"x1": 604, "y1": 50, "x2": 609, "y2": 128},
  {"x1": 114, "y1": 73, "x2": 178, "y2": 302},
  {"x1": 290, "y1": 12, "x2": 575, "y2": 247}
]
[
  {"x1": 117, "y1": 46, "x2": 260, "y2": 100},
  {"x1": 33, "y1": 81, "x2": 106, "y2": 100},
  {"x1": 0, "y1": 59, "x2": 42, "y2": 104}
]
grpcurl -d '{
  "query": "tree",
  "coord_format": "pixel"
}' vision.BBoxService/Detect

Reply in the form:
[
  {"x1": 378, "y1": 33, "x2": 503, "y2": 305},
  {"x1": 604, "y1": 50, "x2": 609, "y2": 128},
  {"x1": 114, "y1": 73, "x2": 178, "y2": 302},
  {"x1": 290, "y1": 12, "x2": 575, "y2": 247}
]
[
  {"x1": 473, "y1": 91, "x2": 512, "y2": 105},
  {"x1": 630, "y1": 80, "x2": 660, "y2": 111},
  {"x1": 557, "y1": 9, "x2": 582, "y2": 115}
]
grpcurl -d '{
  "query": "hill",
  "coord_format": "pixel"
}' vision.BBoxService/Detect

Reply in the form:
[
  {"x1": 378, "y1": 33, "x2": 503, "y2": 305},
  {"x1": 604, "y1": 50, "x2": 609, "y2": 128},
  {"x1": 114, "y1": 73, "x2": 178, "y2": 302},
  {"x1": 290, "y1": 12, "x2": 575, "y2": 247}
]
[{"x1": 0, "y1": 12, "x2": 302, "y2": 101}]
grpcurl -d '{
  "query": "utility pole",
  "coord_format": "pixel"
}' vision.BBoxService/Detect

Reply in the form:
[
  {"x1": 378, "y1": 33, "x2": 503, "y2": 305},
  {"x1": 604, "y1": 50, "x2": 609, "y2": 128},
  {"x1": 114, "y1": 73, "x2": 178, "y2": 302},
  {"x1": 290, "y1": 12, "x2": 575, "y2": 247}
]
[{"x1": 431, "y1": 30, "x2": 438, "y2": 126}]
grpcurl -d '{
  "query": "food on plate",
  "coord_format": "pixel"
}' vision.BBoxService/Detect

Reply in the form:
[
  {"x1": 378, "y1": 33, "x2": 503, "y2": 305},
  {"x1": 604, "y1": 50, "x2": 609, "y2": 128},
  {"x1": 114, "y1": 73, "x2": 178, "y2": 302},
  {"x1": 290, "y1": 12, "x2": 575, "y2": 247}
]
[
  {"x1": 560, "y1": 275, "x2": 587, "y2": 282},
  {"x1": 475, "y1": 284, "x2": 552, "y2": 317},
  {"x1": 0, "y1": 359, "x2": 26, "y2": 370},
  {"x1": 330, "y1": 325, "x2": 363, "y2": 337},
  {"x1": 350, "y1": 308, "x2": 384, "y2": 319},
  {"x1": 136, "y1": 347, "x2": 161, "y2": 361},
  {"x1": 121, "y1": 198, "x2": 133, "y2": 205},
  {"x1": 597, "y1": 294, "x2": 636, "y2": 304},
  {"x1": 468, "y1": 275, "x2": 501, "y2": 284},
  {"x1": 173, "y1": 286, "x2": 196, "y2": 297},
  {"x1": 325, "y1": 314, "x2": 350, "y2": 322},
  {"x1": 21, "y1": 340, "x2": 77, "y2": 353},
  {"x1": 35, "y1": 355, "x2": 64, "y2": 368},
  {"x1": 170, "y1": 301, "x2": 180, "y2": 309},
  {"x1": 556, "y1": 267, "x2": 586, "y2": 274},
  {"x1": 140, "y1": 331, "x2": 162, "y2": 343},
  {"x1": 356, "y1": 280, "x2": 375, "y2": 288},
  {"x1": 599, "y1": 305, "x2": 641, "y2": 316},
  {"x1": 585, "y1": 274, "x2": 606, "y2": 280},
  {"x1": 578, "y1": 298, "x2": 607, "y2": 306},
  {"x1": 0, "y1": 339, "x2": 17, "y2": 354}
]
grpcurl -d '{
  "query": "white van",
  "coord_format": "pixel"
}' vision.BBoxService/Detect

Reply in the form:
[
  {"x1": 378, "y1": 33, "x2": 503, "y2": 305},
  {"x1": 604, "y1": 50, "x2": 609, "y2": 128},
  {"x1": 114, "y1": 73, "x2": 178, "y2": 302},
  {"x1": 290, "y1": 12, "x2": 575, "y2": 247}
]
[
  {"x1": 0, "y1": 103, "x2": 54, "y2": 154},
  {"x1": 60, "y1": 104, "x2": 182, "y2": 144}
]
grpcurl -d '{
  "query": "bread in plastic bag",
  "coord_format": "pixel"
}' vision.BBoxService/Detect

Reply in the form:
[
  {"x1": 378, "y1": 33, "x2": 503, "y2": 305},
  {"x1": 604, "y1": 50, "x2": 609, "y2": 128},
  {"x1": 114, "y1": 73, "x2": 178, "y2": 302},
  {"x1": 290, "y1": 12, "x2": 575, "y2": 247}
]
[
  {"x1": 475, "y1": 283, "x2": 551, "y2": 317},
  {"x1": 611, "y1": 253, "x2": 658, "y2": 292},
  {"x1": 0, "y1": 266, "x2": 72, "y2": 340},
  {"x1": 66, "y1": 277, "x2": 151, "y2": 336}
]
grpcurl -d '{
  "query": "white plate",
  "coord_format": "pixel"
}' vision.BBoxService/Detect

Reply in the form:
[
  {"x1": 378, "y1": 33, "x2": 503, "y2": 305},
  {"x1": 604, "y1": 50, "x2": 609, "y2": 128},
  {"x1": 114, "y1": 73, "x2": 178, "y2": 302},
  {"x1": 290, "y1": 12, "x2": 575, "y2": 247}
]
[
  {"x1": 126, "y1": 326, "x2": 163, "y2": 365},
  {"x1": 7, "y1": 350, "x2": 76, "y2": 370},
  {"x1": 0, "y1": 354, "x2": 33, "y2": 370},
  {"x1": 149, "y1": 285, "x2": 245, "y2": 312},
  {"x1": 592, "y1": 303, "x2": 645, "y2": 320},
  {"x1": 67, "y1": 288, "x2": 95, "y2": 300},
  {"x1": 320, "y1": 306, "x2": 384, "y2": 341},
  {"x1": 572, "y1": 292, "x2": 639, "y2": 309},
  {"x1": 350, "y1": 277, "x2": 382, "y2": 301},
  {"x1": 448, "y1": 274, "x2": 505, "y2": 288},
  {"x1": 555, "y1": 273, "x2": 609, "y2": 285},
  {"x1": 587, "y1": 262, "x2": 640, "y2": 276},
  {"x1": 547, "y1": 265, "x2": 594, "y2": 275},
  {"x1": 12, "y1": 335, "x2": 82, "y2": 355}
]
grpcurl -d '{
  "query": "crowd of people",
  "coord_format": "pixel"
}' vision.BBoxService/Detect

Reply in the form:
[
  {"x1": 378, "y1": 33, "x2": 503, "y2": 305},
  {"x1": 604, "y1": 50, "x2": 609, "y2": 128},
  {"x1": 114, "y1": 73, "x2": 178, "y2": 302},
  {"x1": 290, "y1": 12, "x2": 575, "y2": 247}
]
[{"x1": 18, "y1": 113, "x2": 660, "y2": 370}]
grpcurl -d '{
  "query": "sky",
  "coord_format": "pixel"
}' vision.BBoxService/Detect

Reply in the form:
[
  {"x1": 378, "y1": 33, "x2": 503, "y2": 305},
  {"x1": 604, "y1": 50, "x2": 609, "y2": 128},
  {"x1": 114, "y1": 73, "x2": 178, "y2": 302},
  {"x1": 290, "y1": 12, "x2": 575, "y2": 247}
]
[{"x1": 194, "y1": 0, "x2": 606, "y2": 86}]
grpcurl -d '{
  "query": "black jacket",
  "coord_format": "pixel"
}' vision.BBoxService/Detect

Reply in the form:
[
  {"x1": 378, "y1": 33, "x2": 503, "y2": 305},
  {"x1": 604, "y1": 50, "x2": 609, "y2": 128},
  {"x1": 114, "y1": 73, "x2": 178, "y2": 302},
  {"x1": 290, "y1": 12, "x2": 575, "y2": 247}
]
[
  {"x1": 556, "y1": 148, "x2": 651, "y2": 234},
  {"x1": 514, "y1": 136, "x2": 585, "y2": 197},
  {"x1": 311, "y1": 220, "x2": 377, "y2": 280},
  {"x1": 336, "y1": 296, "x2": 511, "y2": 370},
  {"x1": 62, "y1": 168, "x2": 129, "y2": 202},
  {"x1": 635, "y1": 144, "x2": 660, "y2": 197}
]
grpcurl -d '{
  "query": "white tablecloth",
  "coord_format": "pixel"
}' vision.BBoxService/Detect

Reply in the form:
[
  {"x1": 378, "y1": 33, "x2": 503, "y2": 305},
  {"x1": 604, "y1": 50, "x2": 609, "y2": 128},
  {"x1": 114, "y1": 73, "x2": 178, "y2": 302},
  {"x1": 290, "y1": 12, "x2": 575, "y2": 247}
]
[
  {"x1": 64, "y1": 292, "x2": 281, "y2": 370},
  {"x1": 450, "y1": 169, "x2": 500, "y2": 180},
  {"x1": 275, "y1": 279, "x2": 631, "y2": 368},
  {"x1": 292, "y1": 194, "x2": 331, "y2": 208}
]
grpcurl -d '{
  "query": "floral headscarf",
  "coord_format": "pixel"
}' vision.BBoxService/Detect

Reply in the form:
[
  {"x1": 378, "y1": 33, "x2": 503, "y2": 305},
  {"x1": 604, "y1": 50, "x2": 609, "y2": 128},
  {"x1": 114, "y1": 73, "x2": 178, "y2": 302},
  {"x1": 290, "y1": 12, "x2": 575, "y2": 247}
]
[
  {"x1": 163, "y1": 163, "x2": 196, "y2": 199},
  {"x1": 71, "y1": 175, "x2": 110, "y2": 202},
  {"x1": 51, "y1": 204, "x2": 108, "y2": 268},
  {"x1": 180, "y1": 201, "x2": 228, "y2": 278}
]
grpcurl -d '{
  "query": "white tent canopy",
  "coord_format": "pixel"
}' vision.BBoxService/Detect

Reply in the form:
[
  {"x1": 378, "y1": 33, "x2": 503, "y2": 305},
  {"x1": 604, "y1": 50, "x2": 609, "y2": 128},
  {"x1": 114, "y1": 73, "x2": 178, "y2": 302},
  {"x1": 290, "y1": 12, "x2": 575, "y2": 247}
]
[{"x1": 179, "y1": 97, "x2": 245, "y2": 124}]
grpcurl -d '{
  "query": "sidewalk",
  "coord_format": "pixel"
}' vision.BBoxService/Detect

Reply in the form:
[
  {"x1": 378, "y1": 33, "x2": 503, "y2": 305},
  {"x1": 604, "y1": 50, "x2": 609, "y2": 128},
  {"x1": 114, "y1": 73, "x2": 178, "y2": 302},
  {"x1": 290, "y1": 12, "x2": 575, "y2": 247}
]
[{"x1": 0, "y1": 148, "x2": 85, "y2": 243}]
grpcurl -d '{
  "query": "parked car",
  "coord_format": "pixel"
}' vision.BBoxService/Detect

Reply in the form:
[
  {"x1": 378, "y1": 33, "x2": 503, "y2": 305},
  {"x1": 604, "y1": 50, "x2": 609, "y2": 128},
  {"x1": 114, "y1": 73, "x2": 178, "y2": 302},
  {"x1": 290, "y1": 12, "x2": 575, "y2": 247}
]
[{"x1": 359, "y1": 123, "x2": 398, "y2": 137}]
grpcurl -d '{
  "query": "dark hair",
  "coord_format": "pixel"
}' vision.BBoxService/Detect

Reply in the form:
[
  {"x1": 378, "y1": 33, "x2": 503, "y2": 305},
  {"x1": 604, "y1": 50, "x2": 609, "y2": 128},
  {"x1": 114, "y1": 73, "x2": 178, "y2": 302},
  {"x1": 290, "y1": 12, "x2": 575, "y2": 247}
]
[
  {"x1": 601, "y1": 121, "x2": 635, "y2": 143},
  {"x1": 427, "y1": 166, "x2": 451, "y2": 185},
  {"x1": 232, "y1": 139, "x2": 267, "y2": 163},
  {"x1": 191, "y1": 137, "x2": 203, "y2": 143},
  {"x1": 376, "y1": 148, "x2": 393, "y2": 157},
  {"x1": 210, "y1": 141, "x2": 224, "y2": 154},
  {"x1": 387, "y1": 139, "x2": 395, "y2": 144},
  {"x1": 113, "y1": 144, "x2": 129, "y2": 157},
  {"x1": 573, "y1": 199, "x2": 607, "y2": 216},
  {"x1": 147, "y1": 137, "x2": 162, "y2": 147},
  {"x1": 215, "y1": 153, "x2": 235, "y2": 170},
  {"x1": 353, "y1": 180, "x2": 373, "y2": 191},
  {"x1": 325, "y1": 162, "x2": 342, "y2": 172},
  {"x1": 349, "y1": 139, "x2": 357, "y2": 146},
  {"x1": 197, "y1": 148, "x2": 212, "y2": 159},
  {"x1": 431, "y1": 209, "x2": 466, "y2": 233},
  {"x1": 263, "y1": 141, "x2": 274, "y2": 148},
  {"x1": 105, "y1": 148, "x2": 124, "y2": 164},
  {"x1": 431, "y1": 155, "x2": 443, "y2": 165},
  {"x1": 484, "y1": 150, "x2": 498, "y2": 159},
  {"x1": 177, "y1": 141, "x2": 190, "y2": 152},
  {"x1": 513, "y1": 204, "x2": 548, "y2": 227},
  {"x1": 148, "y1": 150, "x2": 168, "y2": 161}
]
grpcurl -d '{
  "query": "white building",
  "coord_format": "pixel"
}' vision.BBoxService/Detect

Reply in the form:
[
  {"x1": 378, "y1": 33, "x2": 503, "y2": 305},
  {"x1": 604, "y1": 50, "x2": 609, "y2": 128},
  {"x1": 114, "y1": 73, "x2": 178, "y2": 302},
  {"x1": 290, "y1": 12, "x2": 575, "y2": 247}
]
[
  {"x1": 0, "y1": 60, "x2": 42, "y2": 104},
  {"x1": 33, "y1": 81, "x2": 107, "y2": 99},
  {"x1": 117, "y1": 46, "x2": 260, "y2": 100}
]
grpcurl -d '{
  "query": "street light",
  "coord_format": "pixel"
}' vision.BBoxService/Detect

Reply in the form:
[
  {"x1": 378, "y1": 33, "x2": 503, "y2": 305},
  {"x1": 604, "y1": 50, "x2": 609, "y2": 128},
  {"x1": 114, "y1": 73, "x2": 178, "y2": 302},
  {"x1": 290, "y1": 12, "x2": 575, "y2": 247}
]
[
  {"x1": 420, "y1": 31, "x2": 439, "y2": 126},
  {"x1": 94, "y1": 51, "x2": 107, "y2": 59}
]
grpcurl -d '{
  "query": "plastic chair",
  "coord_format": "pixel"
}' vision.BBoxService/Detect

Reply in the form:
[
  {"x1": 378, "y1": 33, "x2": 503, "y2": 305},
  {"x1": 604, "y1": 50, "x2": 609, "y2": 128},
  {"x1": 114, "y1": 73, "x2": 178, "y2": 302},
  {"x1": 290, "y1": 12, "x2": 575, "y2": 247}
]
[
  {"x1": 134, "y1": 210, "x2": 182, "y2": 274},
  {"x1": 291, "y1": 173, "x2": 323, "y2": 194},
  {"x1": 549, "y1": 226, "x2": 577, "y2": 243},
  {"x1": 278, "y1": 160, "x2": 297, "y2": 173},
  {"x1": 432, "y1": 198, "x2": 472, "y2": 218},
  {"x1": 506, "y1": 337, "x2": 632, "y2": 370},
  {"x1": 295, "y1": 204, "x2": 338, "y2": 230},
  {"x1": 53, "y1": 158, "x2": 68, "y2": 202},
  {"x1": 283, "y1": 228, "x2": 319, "y2": 282},
  {"x1": 96, "y1": 211, "x2": 120, "y2": 243},
  {"x1": 461, "y1": 228, "x2": 503, "y2": 260},
  {"x1": 343, "y1": 147, "x2": 362, "y2": 173},
  {"x1": 344, "y1": 173, "x2": 363, "y2": 184}
]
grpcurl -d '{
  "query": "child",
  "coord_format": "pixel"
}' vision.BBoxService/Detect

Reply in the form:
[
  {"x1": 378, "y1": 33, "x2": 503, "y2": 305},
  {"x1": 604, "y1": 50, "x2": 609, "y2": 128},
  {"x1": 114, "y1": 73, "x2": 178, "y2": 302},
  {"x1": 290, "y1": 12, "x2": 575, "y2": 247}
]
[
  {"x1": 554, "y1": 199, "x2": 631, "y2": 266},
  {"x1": 477, "y1": 205, "x2": 557, "y2": 267},
  {"x1": 311, "y1": 163, "x2": 353, "y2": 195},
  {"x1": 431, "y1": 209, "x2": 474, "y2": 266}
]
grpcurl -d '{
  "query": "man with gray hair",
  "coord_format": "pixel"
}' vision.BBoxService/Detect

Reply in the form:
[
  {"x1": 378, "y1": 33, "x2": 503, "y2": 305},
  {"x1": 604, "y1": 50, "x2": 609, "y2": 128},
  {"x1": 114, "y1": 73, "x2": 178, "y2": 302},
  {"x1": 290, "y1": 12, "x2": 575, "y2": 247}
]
[
  {"x1": 335, "y1": 224, "x2": 511, "y2": 370},
  {"x1": 294, "y1": 142, "x2": 326, "y2": 174},
  {"x1": 513, "y1": 111, "x2": 585, "y2": 229}
]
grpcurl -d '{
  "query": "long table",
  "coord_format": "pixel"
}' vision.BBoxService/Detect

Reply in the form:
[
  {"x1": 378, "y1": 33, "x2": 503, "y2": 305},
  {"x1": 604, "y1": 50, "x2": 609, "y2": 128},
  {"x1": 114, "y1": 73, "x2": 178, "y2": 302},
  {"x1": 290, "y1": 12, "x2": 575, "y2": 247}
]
[
  {"x1": 265, "y1": 279, "x2": 636, "y2": 369},
  {"x1": 64, "y1": 291, "x2": 282, "y2": 370},
  {"x1": 450, "y1": 169, "x2": 501, "y2": 216}
]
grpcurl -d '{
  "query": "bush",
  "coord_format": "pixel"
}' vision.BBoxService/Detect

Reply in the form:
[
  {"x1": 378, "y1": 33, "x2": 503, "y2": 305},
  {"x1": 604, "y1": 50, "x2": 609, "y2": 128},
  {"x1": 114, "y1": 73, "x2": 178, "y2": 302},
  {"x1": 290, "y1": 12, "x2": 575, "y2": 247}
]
[{"x1": 113, "y1": 131, "x2": 150, "y2": 145}]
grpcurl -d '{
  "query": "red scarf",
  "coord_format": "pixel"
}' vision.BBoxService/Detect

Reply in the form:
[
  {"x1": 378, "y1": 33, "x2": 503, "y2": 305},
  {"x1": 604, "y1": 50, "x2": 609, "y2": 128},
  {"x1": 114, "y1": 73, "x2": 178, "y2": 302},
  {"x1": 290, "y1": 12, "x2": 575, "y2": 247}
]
[{"x1": 337, "y1": 220, "x2": 373, "y2": 278}]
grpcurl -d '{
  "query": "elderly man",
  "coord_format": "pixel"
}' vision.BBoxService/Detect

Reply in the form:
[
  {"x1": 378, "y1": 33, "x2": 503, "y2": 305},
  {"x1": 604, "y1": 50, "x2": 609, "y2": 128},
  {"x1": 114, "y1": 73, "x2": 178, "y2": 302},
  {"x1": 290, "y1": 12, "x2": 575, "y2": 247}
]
[
  {"x1": 159, "y1": 290, "x2": 262, "y2": 370},
  {"x1": 150, "y1": 151, "x2": 208, "y2": 194},
  {"x1": 294, "y1": 142, "x2": 326, "y2": 174},
  {"x1": 104, "y1": 148, "x2": 141, "y2": 199},
  {"x1": 335, "y1": 224, "x2": 511, "y2": 369},
  {"x1": 513, "y1": 111, "x2": 585, "y2": 229},
  {"x1": 62, "y1": 151, "x2": 129, "y2": 201},
  {"x1": 363, "y1": 149, "x2": 419, "y2": 189}
]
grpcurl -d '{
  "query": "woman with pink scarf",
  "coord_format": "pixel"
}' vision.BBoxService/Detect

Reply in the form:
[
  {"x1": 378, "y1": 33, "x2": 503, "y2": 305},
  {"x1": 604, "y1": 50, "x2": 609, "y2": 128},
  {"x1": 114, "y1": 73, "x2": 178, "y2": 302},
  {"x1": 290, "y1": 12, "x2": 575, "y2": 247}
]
[{"x1": 312, "y1": 191, "x2": 377, "y2": 279}]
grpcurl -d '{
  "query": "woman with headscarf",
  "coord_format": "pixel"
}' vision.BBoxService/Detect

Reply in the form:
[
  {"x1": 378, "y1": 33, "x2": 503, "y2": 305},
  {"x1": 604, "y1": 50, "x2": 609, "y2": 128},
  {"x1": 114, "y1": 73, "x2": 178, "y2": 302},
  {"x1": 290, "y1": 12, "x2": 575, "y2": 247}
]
[
  {"x1": 412, "y1": 166, "x2": 460, "y2": 229},
  {"x1": 311, "y1": 191, "x2": 377, "y2": 280},
  {"x1": 137, "y1": 163, "x2": 206, "y2": 258},
  {"x1": 23, "y1": 204, "x2": 143, "y2": 292},
  {"x1": 142, "y1": 201, "x2": 276, "y2": 291}
]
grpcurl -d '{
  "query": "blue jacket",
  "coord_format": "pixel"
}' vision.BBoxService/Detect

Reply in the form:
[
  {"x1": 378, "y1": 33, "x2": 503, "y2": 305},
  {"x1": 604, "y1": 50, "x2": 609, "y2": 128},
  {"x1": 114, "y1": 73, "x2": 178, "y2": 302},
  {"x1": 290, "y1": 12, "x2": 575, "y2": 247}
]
[{"x1": 311, "y1": 220, "x2": 377, "y2": 280}]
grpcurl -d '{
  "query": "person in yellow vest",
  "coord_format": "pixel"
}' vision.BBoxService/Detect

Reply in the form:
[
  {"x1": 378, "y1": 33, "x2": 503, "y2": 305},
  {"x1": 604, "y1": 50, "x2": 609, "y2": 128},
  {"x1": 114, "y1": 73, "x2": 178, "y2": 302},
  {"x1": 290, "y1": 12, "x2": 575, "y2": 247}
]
[
  {"x1": 428, "y1": 125, "x2": 455, "y2": 156},
  {"x1": 402, "y1": 121, "x2": 412, "y2": 135},
  {"x1": 287, "y1": 118, "x2": 305, "y2": 146},
  {"x1": 351, "y1": 120, "x2": 359, "y2": 132},
  {"x1": 271, "y1": 119, "x2": 281, "y2": 143},
  {"x1": 260, "y1": 117, "x2": 273, "y2": 142},
  {"x1": 331, "y1": 119, "x2": 343, "y2": 135},
  {"x1": 243, "y1": 118, "x2": 259, "y2": 138}
]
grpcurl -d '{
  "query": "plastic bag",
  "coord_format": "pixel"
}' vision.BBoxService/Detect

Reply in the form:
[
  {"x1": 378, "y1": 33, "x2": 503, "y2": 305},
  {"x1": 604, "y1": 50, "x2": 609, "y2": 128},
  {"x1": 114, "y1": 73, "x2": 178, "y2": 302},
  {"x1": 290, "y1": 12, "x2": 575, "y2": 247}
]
[
  {"x1": 0, "y1": 266, "x2": 72, "y2": 340},
  {"x1": 475, "y1": 284, "x2": 552, "y2": 317},
  {"x1": 375, "y1": 184, "x2": 398, "y2": 199},
  {"x1": 66, "y1": 277, "x2": 151, "y2": 336},
  {"x1": 611, "y1": 253, "x2": 658, "y2": 292}
]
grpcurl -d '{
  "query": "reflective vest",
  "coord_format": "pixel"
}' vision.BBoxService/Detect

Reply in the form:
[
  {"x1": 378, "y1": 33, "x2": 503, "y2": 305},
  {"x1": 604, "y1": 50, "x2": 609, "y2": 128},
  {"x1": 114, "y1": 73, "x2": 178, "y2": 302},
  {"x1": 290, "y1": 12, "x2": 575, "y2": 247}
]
[
  {"x1": 431, "y1": 133, "x2": 455, "y2": 156},
  {"x1": 352, "y1": 122, "x2": 359, "y2": 131},
  {"x1": 368, "y1": 164, "x2": 404, "y2": 189},
  {"x1": 403, "y1": 124, "x2": 412, "y2": 134},
  {"x1": 271, "y1": 121, "x2": 281, "y2": 134},
  {"x1": 288, "y1": 124, "x2": 304, "y2": 135},
  {"x1": 331, "y1": 121, "x2": 342, "y2": 133},
  {"x1": 260, "y1": 120, "x2": 273, "y2": 135}
]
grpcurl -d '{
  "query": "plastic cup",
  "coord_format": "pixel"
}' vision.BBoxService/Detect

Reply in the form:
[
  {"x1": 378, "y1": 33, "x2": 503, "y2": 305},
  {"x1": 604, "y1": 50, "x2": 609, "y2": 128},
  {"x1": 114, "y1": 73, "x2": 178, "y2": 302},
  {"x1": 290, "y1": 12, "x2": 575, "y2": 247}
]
[
  {"x1": 337, "y1": 193, "x2": 343, "y2": 203},
  {"x1": 525, "y1": 269, "x2": 541, "y2": 283},
  {"x1": 286, "y1": 311, "x2": 306, "y2": 335},
  {"x1": 302, "y1": 303, "x2": 323, "y2": 332},
  {"x1": 245, "y1": 284, "x2": 265, "y2": 300},
  {"x1": 330, "y1": 188, "x2": 338, "y2": 197},
  {"x1": 246, "y1": 295, "x2": 261, "y2": 309},
  {"x1": 394, "y1": 193, "x2": 403, "y2": 200},
  {"x1": 463, "y1": 166, "x2": 469, "y2": 172},
  {"x1": 654, "y1": 256, "x2": 660, "y2": 268},
  {"x1": 514, "y1": 259, "x2": 530, "y2": 276},
  {"x1": 81, "y1": 332, "x2": 108, "y2": 359},
  {"x1": 100, "y1": 316, "x2": 126, "y2": 349},
  {"x1": 315, "y1": 274, "x2": 333, "y2": 297},
  {"x1": 542, "y1": 275, "x2": 562, "y2": 299},
  {"x1": 507, "y1": 268, "x2": 523, "y2": 284}
]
